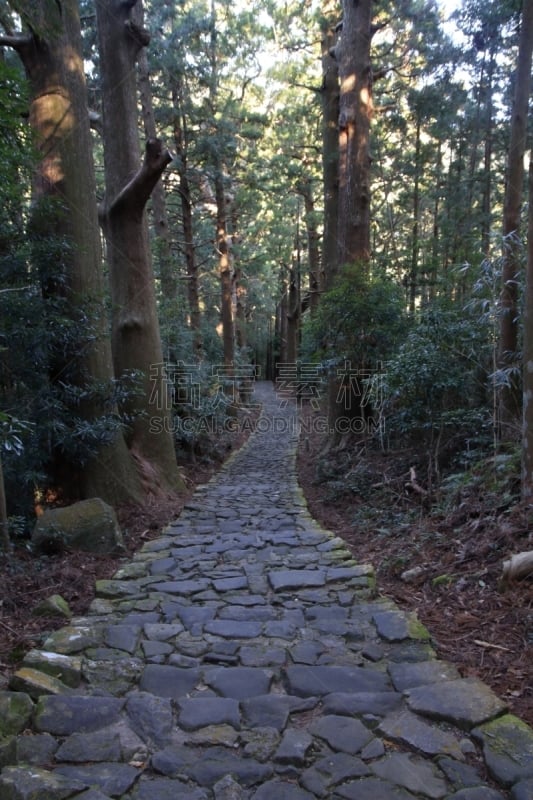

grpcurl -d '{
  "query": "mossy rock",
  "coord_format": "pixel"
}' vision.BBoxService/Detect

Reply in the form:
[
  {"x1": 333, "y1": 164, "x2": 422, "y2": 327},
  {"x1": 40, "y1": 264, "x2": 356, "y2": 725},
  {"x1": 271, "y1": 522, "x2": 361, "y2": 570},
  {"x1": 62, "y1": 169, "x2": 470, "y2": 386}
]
[{"x1": 32, "y1": 498, "x2": 125, "y2": 555}]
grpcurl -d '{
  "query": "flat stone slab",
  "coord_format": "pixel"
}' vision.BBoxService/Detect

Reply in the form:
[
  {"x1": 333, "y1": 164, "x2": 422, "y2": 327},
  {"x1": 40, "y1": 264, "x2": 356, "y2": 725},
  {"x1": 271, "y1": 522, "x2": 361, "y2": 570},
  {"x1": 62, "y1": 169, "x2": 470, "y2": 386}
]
[
  {"x1": 371, "y1": 753, "x2": 448, "y2": 798},
  {"x1": 268, "y1": 570, "x2": 326, "y2": 591},
  {"x1": 139, "y1": 664, "x2": 201, "y2": 698},
  {"x1": 285, "y1": 665, "x2": 390, "y2": 697},
  {"x1": 178, "y1": 697, "x2": 241, "y2": 731},
  {"x1": 388, "y1": 659, "x2": 460, "y2": 691},
  {"x1": 55, "y1": 763, "x2": 140, "y2": 796},
  {"x1": 334, "y1": 777, "x2": 418, "y2": 799},
  {"x1": 204, "y1": 667, "x2": 273, "y2": 699},
  {"x1": 406, "y1": 677, "x2": 507, "y2": 730},
  {"x1": 379, "y1": 708, "x2": 464, "y2": 759},
  {"x1": 34, "y1": 695, "x2": 124, "y2": 735},
  {"x1": 309, "y1": 714, "x2": 374, "y2": 754}
]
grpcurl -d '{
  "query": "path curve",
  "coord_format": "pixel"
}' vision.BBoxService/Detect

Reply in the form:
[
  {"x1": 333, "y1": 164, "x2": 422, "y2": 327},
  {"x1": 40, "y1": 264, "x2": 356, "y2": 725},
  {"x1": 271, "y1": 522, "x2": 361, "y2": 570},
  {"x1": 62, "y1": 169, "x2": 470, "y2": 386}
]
[{"x1": 1, "y1": 382, "x2": 533, "y2": 799}]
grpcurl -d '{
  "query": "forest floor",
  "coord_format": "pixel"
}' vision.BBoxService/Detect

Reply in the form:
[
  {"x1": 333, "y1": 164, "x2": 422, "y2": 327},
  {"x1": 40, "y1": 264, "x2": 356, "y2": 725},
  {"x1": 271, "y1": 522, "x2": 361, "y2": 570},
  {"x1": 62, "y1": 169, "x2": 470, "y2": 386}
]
[
  {"x1": 1, "y1": 399, "x2": 532, "y2": 731},
  {"x1": 297, "y1": 404, "x2": 533, "y2": 728}
]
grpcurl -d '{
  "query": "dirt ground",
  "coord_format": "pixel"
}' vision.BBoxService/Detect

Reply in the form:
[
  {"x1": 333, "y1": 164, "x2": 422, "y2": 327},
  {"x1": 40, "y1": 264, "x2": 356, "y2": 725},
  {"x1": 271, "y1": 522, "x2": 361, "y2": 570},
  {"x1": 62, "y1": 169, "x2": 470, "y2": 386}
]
[
  {"x1": 296, "y1": 406, "x2": 533, "y2": 728},
  {"x1": 1, "y1": 402, "x2": 532, "y2": 732}
]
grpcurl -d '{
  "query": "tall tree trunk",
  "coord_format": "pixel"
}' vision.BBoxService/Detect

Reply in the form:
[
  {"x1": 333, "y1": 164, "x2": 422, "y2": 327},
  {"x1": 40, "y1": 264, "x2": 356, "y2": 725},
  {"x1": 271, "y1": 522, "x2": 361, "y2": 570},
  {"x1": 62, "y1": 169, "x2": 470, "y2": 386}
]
[
  {"x1": 0, "y1": 452, "x2": 10, "y2": 553},
  {"x1": 481, "y1": 50, "x2": 495, "y2": 259},
  {"x1": 2, "y1": 0, "x2": 142, "y2": 505},
  {"x1": 320, "y1": 0, "x2": 339, "y2": 289},
  {"x1": 214, "y1": 169, "x2": 235, "y2": 368},
  {"x1": 336, "y1": 0, "x2": 373, "y2": 269},
  {"x1": 297, "y1": 178, "x2": 321, "y2": 313},
  {"x1": 96, "y1": 0, "x2": 183, "y2": 494},
  {"x1": 172, "y1": 79, "x2": 203, "y2": 360},
  {"x1": 138, "y1": 48, "x2": 177, "y2": 304},
  {"x1": 522, "y1": 152, "x2": 533, "y2": 502},
  {"x1": 498, "y1": 0, "x2": 533, "y2": 438},
  {"x1": 409, "y1": 113, "x2": 421, "y2": 315}
]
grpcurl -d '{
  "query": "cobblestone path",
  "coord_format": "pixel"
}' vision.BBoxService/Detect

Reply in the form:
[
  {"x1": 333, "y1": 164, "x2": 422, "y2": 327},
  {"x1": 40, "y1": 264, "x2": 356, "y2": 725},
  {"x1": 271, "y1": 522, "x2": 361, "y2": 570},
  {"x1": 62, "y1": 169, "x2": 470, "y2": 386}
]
[{"x1": 2, "y1": 382, "x2": 533, "y2": 799}]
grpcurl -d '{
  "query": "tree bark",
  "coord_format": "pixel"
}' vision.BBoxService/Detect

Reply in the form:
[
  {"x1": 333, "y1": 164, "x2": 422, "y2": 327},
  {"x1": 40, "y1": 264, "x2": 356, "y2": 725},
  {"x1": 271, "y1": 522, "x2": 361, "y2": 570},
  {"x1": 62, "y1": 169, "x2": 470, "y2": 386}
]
[
  {"x1": 498, "y1": 0, "x2": 533, "y2": 437},
  {"x1": 5, "y1": 0, "x2": 142, "y2": 505},
  {"x1": 96, "y1": 0, "x2": 183, "y2": 494},
  {"x1": 138, "y1": 48, "x2": 177, "y2": 304},
  {"x1": 172, "y1": 78, "x2": 203, "y2": 360},
  {"x1": 320, "y1": 1, "x2": 339, "y2": 289},
  {"x1": 522, "y1": 153, "x2": 533, "y2": 502},
  {"x1": 214, "y1": 169, "x2": 235, "y2": 368},
  {"x1": 336, "y1": 0, "x2": 373, "y2": 269}
]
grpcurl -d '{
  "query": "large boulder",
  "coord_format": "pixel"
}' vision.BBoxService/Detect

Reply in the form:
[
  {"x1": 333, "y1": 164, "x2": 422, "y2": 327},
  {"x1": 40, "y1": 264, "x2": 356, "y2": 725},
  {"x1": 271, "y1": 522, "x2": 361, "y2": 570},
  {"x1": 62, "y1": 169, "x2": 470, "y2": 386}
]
[{"x1": 32, "y1": 498, "x2": 125, "y2": 555}]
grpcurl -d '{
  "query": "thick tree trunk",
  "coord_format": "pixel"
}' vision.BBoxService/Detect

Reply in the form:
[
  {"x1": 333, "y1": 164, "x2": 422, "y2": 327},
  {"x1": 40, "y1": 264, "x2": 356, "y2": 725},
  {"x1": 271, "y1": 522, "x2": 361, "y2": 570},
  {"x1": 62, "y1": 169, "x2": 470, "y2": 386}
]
[
  {"x1": 6, "y1": 0, "x2": 142, "y2": 505},
  {"x1": 0, "y1": 453, "x2": 10, "y2": 553},
  {"x1": 336, "y1": 0, "x2": 373, "y2": 269},
  {"x1": 96, "y1": 0, "x2": 183, "y2": 494},
  {"x1": 320, "y1": 1, "x2": 339, "y2": 289},
  {"x1": 498, "y1": 0, "x2": 533, "y2": 438}
]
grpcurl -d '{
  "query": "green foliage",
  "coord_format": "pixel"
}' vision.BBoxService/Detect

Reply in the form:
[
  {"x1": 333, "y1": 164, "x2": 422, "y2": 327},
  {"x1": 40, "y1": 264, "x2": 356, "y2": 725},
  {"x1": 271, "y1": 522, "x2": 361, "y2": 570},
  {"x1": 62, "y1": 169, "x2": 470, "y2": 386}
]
[
  {"x1": 383, "y1": 300, "x2": 493, "y2": 465},
  {"x1": 301, "y1": 265, "x2": 407, "y2": 367}
]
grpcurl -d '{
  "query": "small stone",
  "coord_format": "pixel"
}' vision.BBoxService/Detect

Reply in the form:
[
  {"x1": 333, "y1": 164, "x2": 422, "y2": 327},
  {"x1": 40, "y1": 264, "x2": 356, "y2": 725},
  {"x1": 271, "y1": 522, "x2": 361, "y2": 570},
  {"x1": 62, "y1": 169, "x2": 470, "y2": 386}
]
[
  {"x1": 31, "y1": 594, "x2": 72, "y2": 618},
  {"x1": 55, "y1": 763, "x2": 140, "y2": 796},
  {"x1": 126, "y1": 692, "x2": 174, "y2": 747},
  {"x1": 139, "y1": 664, "x2": 200, "y2": 698},
  {"x1": 9, "y1": 667, "x2": 74, "y2": 699},
  {"x1": 274, "y1": 728, "x2": 313, "y2": 766},
  {"x1": 511, "y1": 778, "x2": 533, "y2": 800},
  {"x1": 388, "y1": 660, "x2": 460, "y2": 692},
  {"x1": 178, "y1": 697, "x2": 240, "y2": 731},
  {"x1": 34, "y1": 695, "x2": 124, "y2": 735},
  {"x1": 309, "y1": 715, "x2": 373, "y2": 755},
  {"x1": 55, "y1": 729, "x2": 122, "y2": 762},
  {"x1": 251, "y1": 781, "x2": 315, "y2": 799},
  {"x1": 0, "y1": 691, "x2": 34, "y2": 737},
  {"x1": 379, "y1": 708, "x2": 464, "y2": 760},
  {"x1": 22, "y1": 650, "x2": 81, "y2": 688},
  {"x1": 0, "y1": 766, "x2": 85, "y2": 799}
]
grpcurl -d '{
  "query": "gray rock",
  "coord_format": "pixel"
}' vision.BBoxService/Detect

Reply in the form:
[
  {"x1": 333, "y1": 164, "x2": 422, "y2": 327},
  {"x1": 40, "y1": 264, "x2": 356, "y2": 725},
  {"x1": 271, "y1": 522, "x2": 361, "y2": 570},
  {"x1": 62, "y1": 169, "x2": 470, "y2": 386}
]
[
  {"x1": 268, "y1": 569, "x2": 326, "y2": 591},
  {"x1": 447, "y1": 789, "x2": 506, "y2": 800},
  {"x1": 285, "y1": 665, "x2": 390, "y2": 697},
  {"x1": 204, "y1": 667, "x2": 273, "y2": 699},
  {"x1": 274, "y1": 728, "x2": 313, "y2": 765},
  {"x1": 33, "y1": 498, "x2": 125, "y2": 555},
  {"x1": 301, "y1": 752, "x2": 371, "y2": 796},
  {"x1": 133, "y1": 777, "x2": 209, "y2": 799},
  {"x1": 204, "y1": 620, "x2": 262, "y2": 639},
  {"x1": 334, "y1": 777, "x2": 417, "y2": 799},
  {"x1": 323, "y1": 691, "x2": 402, "y2": 717},
  {"x1": 126, "y1": 692, "x2": 174, "y2": 746},
  {"x1": 15, "y1": 732, "x2": 58, "y2": 765},
  {"x1": 0, "y1": 691, "x2": 34, "y2": 737},
  {"x1": 178, "y1": 697, "x2": 240, "y2": 731},
  {"x1": 55, "y1": 763, "x2": 140, "y2": 796},
  {"x1": 251, "y1": 781, "x2": 314, "y2": 799},
  {"x1": 0, "y1": 765, "x2": 85, "y2": 799},
  {"x1": 34, "y1": 695, "x2": 124, "y2": 735},
  {"x1": 388, "y1": 659, "x2": 460, "y2": 691},
  {"x1": 379, "y1": 708, "x2": 464, "y2": 759},
  {"x1": 406, "y1": 678, "x2": 507, "y2": 730},
  {"x1": 371, "y1": 753, "x2": 448, "y2": 798},
  {"x1": 22, "y1": 650, "x2": 81, "y2": 688},
  {"x1": 186, "y1": 746, "x2": 273, "y2": 787},
  {"x1": 213, "y1": 775, "x2": 248, "y2": 800},
  {"x1": 139, "y1": 664, "x2": 200, "y2": 698},
  {"x1": 309, "y1": 715, "x2": 374, "y2": 754},
  {"x1": 55, "y1": 729, "x2": 122, "y2": 762},
  {"x1": 512, "y1": 778, "x2": 533, "y2": 800},
  {"x1": 104, "y1": 624, "x2": 141, "y2": 654},
  {"x1": 472, "y1": 714, "x2": 533, "y2": 786}
]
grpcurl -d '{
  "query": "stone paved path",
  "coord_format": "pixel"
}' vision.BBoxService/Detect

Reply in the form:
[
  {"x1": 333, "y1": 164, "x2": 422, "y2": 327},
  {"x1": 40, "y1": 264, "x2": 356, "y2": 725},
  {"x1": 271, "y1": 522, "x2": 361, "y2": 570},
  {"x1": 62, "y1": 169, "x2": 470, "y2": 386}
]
[{"x1": 2, "y1": 382, "x2": 533, "y2": 799}]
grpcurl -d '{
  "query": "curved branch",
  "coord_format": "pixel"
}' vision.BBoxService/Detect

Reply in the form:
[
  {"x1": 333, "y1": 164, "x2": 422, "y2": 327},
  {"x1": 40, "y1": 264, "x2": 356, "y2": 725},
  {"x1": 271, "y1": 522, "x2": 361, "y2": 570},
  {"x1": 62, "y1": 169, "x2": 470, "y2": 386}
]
[
  {"x1": 0, "y1": 33, "x2": 32, "y2": 50},
  {"x1": 108, "y1": 138, "x2": 173, "y2": 218}
]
